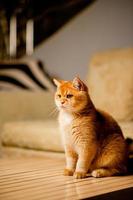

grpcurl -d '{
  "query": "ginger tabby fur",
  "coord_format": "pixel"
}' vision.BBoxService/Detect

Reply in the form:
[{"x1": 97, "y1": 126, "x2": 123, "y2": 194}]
[{"x1": 54, "y1": 77, "x2": 127, "y2": 179}]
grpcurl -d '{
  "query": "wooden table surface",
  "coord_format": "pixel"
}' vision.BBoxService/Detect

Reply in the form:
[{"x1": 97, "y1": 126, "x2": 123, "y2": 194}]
[{"x1": 0, "y1": 148, "x2": 133, "y2": 200}]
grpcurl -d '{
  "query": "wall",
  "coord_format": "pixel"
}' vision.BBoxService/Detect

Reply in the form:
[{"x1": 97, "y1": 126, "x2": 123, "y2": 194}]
[{"x1": 32, "y1": 0, "x2": 133, "y2": 80}]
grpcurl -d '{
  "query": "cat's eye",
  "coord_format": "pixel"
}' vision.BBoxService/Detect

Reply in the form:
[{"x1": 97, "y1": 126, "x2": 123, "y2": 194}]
[
  {"x1": 66, "y1": 94, "x2": 73, "y2": 98},
  {"x1": 57, "y1": 94, "x2": 61, "y2": 98}
]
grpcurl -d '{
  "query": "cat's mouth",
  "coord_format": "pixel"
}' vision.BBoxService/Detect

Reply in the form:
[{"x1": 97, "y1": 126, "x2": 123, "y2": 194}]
[
  {"x1": 59, "y1": 104, "x2": 70, "y2": 110},
  {"x1": 60, "y1": 105, "x2": 66, "y2": 109}
]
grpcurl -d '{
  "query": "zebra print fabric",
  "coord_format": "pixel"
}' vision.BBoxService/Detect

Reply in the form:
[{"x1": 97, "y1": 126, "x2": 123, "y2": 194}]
[{"x1": 0, "y1": 60, "x2": 55, "y2": 92}]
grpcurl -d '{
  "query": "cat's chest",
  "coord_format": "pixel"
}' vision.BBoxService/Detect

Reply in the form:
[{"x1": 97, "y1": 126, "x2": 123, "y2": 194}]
[{"x1": 59, "y1": 111, "x2": 73, "y2": 128}]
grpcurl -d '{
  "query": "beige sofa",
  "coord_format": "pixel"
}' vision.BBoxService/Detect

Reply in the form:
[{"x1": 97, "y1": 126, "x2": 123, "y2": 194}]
[
  {"x1": 0, "y1": 91, "x2": 63, "y2": 152},
  {"x1": 87, "y1": 48, "x2": 133, "y2": 139},
  {"x1": 1, "y1": 48, "x2": 133, "y2": 153}
]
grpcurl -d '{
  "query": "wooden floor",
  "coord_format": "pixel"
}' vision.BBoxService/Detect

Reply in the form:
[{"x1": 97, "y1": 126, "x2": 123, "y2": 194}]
[{"x1": 0, "y1": 148, "x2": 133, "y2": 200}]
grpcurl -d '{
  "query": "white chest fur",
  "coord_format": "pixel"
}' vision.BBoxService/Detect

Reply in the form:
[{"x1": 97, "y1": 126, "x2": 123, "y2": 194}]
[
  {"x1": 59, "y1": 111, "x2": 73, "y2": 127},
  {"x1": 58, "y1": 111, "x2": 73, "y2": 145}
]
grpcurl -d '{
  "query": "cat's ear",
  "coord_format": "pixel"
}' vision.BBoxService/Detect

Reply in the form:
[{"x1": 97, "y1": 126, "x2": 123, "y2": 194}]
[
  {"x1": 72, "y1": 77, "x2": 88, "y2": 92},
  {"x1": 53, "y1": 78, "x2": 62, "y2": 87}
]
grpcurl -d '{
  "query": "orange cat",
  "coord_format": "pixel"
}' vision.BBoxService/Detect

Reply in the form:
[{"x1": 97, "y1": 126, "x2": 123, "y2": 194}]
[{"x1": 54, "y1": 77, "x2": 127, "y2": 179}]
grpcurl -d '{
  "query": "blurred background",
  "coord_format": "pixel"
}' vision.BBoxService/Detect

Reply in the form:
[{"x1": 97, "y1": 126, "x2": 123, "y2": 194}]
[{"x1": 0, "y1": 0, "x2": 133, "y2": 79}]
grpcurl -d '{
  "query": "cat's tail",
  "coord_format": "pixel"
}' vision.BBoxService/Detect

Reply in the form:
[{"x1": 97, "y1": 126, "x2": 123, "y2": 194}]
[
  {"x1": 125, "y1": 137, "x2": 133, "y2": 174},
  {"x1": 126, "y1": 137, "x2": 133, "y2": 156}
]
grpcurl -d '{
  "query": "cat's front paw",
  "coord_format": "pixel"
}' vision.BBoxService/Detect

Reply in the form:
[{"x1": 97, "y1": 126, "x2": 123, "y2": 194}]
[
  {"x1": 64, "y1": 168, "x2": 74, "y2": 176},
  {"x1": 74, "y1": 171, "x2": 87, "y2": 179}
]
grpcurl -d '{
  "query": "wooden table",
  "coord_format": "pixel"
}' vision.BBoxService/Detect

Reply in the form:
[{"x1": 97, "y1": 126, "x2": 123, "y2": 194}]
[{"x1": 0, "y1": 147, "x2": 133, "y2": 200}]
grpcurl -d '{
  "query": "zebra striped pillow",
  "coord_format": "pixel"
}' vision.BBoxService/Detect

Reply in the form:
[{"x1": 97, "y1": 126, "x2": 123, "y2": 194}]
[{"x1": 0, "y1": 60, "x2": 55, "y2": 92}]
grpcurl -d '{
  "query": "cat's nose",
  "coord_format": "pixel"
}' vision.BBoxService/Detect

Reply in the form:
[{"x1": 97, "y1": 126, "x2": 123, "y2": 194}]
[{"x1": 61, "y1": 100, "x2": 65, "y2": 104}]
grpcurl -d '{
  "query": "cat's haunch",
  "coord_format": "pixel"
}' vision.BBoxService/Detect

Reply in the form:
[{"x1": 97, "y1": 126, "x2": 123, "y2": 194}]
[{"x1": 54, "y1": 77, "x2": 127, "y2": 178}]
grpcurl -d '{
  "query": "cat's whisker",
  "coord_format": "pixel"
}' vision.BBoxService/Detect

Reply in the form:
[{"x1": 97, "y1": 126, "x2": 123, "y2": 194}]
[{"x1": 49, "y1": 107, "x2": 58, "y2": 117}]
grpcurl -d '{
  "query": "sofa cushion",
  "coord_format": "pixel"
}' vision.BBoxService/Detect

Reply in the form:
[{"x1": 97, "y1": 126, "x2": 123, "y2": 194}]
[
  {"x1": 0, "y1": 91, "x2": 55, "y2": 124},
  {"x1": 1, "y1": 120, "x2": 63, "y2": 152},
  {"x1": 119, "y1": 121, "x2": 133, "y2": 139},
  {"x1": 87, "y1": 48, "x2": 133, "y2": 121}
]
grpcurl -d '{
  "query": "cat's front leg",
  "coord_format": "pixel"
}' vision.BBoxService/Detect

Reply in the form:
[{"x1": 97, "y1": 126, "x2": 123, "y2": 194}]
[
  {"x1": 74, "y1": 147, "x2": 96, "y2": 179},
  {"x1": 64, "y1": 146, "x2": 77, "y2": 176}
]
